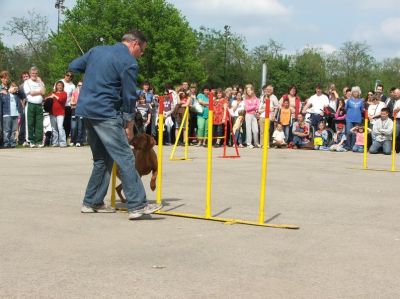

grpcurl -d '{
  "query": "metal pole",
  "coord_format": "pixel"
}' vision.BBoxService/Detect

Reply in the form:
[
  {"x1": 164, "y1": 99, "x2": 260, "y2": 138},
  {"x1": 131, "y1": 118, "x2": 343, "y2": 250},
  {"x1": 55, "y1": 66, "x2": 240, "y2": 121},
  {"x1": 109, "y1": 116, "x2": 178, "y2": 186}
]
[{"x1": 261, "y1": 61, "x2": 267, "y2": 90}]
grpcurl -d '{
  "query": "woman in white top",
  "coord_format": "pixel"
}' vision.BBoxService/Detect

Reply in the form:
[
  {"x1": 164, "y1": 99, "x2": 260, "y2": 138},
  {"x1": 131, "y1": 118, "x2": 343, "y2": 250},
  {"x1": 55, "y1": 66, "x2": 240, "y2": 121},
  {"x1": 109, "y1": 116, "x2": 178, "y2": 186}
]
[{"x1": 368, "y1": 95, "x2": 386, "y2": 128}]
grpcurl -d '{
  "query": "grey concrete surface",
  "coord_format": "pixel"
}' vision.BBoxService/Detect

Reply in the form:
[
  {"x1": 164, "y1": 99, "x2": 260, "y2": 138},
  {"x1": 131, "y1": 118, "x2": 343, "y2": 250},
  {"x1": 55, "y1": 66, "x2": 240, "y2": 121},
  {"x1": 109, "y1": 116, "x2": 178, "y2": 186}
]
[{"x1": 0, "y1": 146, "x2": 399, "y2": 298}]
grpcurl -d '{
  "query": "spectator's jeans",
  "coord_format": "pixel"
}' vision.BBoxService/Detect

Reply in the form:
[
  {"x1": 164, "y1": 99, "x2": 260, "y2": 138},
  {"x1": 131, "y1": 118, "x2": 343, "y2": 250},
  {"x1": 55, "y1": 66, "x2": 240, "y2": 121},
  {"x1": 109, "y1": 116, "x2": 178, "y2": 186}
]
[
  {"x1": 369, "y1": 140, "x2": 392, "y2": 155},
  {"x1": 151, "y1": 113, "x2": 157, "y2": 138},
  {"x1": 63, "y1": 106, "x2": 72, "y2": 140},
  {"x1": 50, "y1": 115, "x2": 67, "y2": 146},
  {"x1": 310, "y1": 113, "x2": 323, "y2": 130},
  {"x1": 234, "y1": 129, "x2": 242, "y2": 145},
  {"x1": 18, "y1": 108, "x2": 26, "y2": 145},
  {"x1": 27, "y1": 102, "x2": 43, "y2": 145},
  {"x1": 245, "y1": 113, "x2": 259, "y2": 146},
  {"x1": 282, "y1": 125, "x2": 290, "y2": 143},
  {"x1": 345, "y1": 121, "x2": 359, "y2": 149},
  {"x1": 3, "y1": 116, "x2": 18, "y2": 147},
  {"x1": 293, "y1": 135, "x2": 306, "y2": 147},
  {"x1": 197, "y1": 116, "x2": 208, "y2": 139},
  {"x1": 71, "y1": 115, "x2": 85, "y2": 144},
  {"x1": 83, "y1": 116, "x2": 147, "y2": 211},
  {"x1": 352, "y1": 145, "x2": 364, "y2": 153}
]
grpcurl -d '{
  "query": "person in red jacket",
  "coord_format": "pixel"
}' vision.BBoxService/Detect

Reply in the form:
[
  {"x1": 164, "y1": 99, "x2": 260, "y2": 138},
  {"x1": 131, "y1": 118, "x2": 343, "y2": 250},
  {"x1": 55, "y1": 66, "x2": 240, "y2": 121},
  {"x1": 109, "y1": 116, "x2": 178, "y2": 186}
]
[{"x1": 47, "y1": 81, "x2": 67, "y2": 147}]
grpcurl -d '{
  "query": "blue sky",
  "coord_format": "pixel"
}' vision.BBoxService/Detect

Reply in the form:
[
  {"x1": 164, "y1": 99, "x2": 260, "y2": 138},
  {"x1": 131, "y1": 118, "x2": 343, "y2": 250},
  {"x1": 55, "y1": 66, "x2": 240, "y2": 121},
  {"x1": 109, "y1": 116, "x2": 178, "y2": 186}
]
[{"x1": 1, "y1": 0, "x2": 399, "y2": 59}]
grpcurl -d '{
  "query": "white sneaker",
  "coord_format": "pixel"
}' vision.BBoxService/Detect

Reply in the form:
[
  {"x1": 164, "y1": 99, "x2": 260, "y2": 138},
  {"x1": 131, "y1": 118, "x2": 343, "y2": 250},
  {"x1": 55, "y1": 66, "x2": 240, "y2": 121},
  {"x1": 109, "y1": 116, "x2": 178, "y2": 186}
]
[
  {"x1": 38, "y1": 143, "x2": 45, "y2": 148},
  {"x1": 128, "y1": 209, "x2": 144, "y2": 220},
  {"x1": 30, "y1": 144, "x2": 37, "y2": 148},
  {"x1": 247, "y1": 144, "x2": 254, "y2": 149},
  {"x1": 69, "y1": 143, "x2": 75, "y2": 147},
  {"x1": 76, "y1": 143, "x2": 81, "y2": 147},
  {"x1": 23, "y1": 142, "x2": 29, "y2": 147},
  {"x1": 81, "y1": 204, "x2": 115, "y2": 213},
  {"x1": 143, "y1": 203, "x2": 162, "y2": 214}
]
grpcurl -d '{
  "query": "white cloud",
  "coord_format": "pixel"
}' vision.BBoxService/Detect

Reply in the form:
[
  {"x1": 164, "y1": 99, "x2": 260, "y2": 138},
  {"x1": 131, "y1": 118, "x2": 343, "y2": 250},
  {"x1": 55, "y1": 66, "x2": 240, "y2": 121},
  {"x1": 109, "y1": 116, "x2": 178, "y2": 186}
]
[
  {"x1": 380, "y1": 18, "x2": 400, "y2": 39},
  {"x1": 172, "y1": 0, "x2": 292, "y2": 17}
]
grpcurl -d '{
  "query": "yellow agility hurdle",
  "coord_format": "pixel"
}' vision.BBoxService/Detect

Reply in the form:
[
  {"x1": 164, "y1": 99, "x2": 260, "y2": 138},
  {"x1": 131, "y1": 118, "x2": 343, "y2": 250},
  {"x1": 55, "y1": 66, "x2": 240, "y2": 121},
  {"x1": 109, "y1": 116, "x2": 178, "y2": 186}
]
[
  {"x1": 169, "y1": 106, "x2": 192, "y2": 161},
  {"x1": 350, "y1": 110, "x2": 400, "y2": 172},
  {"x1": 155, "y1": 95, "x2": 299, "y2": 229}
]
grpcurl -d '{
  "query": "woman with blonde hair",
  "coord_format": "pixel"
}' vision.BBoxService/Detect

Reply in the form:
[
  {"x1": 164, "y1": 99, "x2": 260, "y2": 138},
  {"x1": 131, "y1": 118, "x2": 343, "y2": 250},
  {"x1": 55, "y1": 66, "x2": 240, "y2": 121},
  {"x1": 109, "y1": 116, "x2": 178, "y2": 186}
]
[{"x1": 244, "y1": 84, "x2": 260, "y2": 148}]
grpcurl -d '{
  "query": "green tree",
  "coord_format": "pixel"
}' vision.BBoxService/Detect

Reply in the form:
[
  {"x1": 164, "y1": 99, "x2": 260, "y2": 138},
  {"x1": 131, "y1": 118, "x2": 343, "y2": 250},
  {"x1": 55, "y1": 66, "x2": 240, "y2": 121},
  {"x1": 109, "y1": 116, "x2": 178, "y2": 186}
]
[
  {"x1": 291, "y1": 48, "x2": 327, "y2": 99},
  {"x1": 49, "y1": 0, "x2": 204, "y2": 90}
]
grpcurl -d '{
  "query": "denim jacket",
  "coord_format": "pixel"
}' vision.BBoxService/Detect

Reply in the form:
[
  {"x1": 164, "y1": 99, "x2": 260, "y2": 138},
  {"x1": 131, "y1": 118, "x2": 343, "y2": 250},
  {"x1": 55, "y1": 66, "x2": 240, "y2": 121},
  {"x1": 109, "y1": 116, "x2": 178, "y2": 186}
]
[
  {"x1": 1, "y1": 91, "x2": 24, "y2": 116},
  {"x1": 68, "y1": 42, "x2": 139, "y2": 121}
]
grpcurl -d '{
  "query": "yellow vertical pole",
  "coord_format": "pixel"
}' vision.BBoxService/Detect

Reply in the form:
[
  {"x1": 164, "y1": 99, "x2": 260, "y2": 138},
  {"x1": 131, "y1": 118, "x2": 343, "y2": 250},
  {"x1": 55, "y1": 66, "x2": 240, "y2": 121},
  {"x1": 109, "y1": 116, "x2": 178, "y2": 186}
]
[
  {"x1": 169, "y1": 107, "x2": 189, "y2": 160},
  {"x1": 205, "y1": 93, "x2": 214, "y2": 219},
  {"x1": 391, "y1": 115, "x2": 396, "y2": 172},
  {"x1": 258, "y1": 99, "x2": 270, "y2": 224},
  {"x1": 363, "y1": 111, "x2": 368, "y2": 170},
  {"x1": 184, "y1": 106, "x2": 189, "y2": 160},
  {"x1": 157, "y1": 96, "x2": 165, "y2": 205},
  {"x1": 111, "y1": 162, "x2": 117, "y2": 208}
]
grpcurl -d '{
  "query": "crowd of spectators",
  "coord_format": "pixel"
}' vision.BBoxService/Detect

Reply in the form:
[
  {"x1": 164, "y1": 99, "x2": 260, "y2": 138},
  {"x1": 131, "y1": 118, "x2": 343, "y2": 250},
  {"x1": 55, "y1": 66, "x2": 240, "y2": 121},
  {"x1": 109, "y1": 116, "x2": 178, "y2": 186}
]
[{"x1": 1, "y1": 67, "x2": 399, "y2": 156}]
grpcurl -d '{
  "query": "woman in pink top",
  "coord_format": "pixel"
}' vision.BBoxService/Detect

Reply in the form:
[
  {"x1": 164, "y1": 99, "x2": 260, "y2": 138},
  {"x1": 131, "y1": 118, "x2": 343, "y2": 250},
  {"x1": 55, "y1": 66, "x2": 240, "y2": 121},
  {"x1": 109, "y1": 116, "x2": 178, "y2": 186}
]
[{"x1": 244, "y1": 84, "x2": 260, "y2": 148}]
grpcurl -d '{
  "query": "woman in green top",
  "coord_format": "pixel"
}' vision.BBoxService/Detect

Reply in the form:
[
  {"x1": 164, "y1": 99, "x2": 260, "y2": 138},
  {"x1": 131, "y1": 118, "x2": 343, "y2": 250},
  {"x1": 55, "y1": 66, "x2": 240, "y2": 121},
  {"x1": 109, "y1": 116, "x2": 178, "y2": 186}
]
[{"x1": 196, "y1": 86, "x2": 210, "y2": 147}]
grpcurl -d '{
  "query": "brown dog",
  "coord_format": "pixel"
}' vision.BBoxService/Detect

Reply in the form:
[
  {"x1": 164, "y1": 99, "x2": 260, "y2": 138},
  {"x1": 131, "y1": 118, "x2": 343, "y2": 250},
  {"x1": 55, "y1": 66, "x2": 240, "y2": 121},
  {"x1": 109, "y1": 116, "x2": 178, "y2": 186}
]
[{"x1": 116, "y1": 133, "x2": 158, "y2": 203}]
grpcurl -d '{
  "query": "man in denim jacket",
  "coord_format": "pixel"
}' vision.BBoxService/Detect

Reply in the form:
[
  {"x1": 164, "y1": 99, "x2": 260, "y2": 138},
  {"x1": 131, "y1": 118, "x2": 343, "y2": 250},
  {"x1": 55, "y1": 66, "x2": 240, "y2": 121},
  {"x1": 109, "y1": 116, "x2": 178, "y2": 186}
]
[{"x1": 69, "y1": 29, "x2": 162, "y2": 220}]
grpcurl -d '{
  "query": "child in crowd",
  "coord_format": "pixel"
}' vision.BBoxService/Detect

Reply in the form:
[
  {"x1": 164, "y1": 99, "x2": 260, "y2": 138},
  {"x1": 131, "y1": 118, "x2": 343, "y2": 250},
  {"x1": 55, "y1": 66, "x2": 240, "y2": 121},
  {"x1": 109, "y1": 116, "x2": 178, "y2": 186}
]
[
  {"x1": 47, "y1": 81, "x2": 67, "y2": 147},
  {"x1": 292, "y1": 121, "x2": 310, "y2": 149},
  {"x1": 329, "y1": 123, "x2": 347, "y2": 152},
  {"x1": 276, "y1": 99, "x2": 293, "y2": 142},
  {"x1": 314, "y1": 121, "x2": 329, "y2": 150},
  {"x1": 70, "y1": 81, "x2": 85, "y2": 147},
  {"x1": 272, "y1": 123, "x2": 287, "y2": 148},
  {"x1": 232, "y1": 110, "x2": 245, "y2": 148},
  {"x1": 350, "y1": 125, "x2": 369, "y2": 153},
  {"x1": 335, "y1": 98, "x2": 346, "y2": 131},
  {"x1": 136, "y1": 93, "x2": 151, "y2": 133},
  {"x1": 1, "y1": 82, "x2": 24, "y2": 148}
]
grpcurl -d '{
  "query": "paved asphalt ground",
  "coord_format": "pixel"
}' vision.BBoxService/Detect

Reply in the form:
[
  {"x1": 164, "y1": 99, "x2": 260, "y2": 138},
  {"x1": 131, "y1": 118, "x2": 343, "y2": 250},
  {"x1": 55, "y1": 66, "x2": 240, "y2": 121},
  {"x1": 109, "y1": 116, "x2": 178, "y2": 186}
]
[{"x1": 1, "y1": 145, "x2": 399, "y2": 298}]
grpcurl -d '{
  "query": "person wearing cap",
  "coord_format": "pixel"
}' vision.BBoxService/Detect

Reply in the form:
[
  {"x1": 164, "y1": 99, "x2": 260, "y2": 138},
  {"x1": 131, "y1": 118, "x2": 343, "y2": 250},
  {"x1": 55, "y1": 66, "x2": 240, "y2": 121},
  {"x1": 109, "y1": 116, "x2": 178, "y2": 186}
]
[
  {"x1": 345, "y1": 86, "x2": 364, "y2": 149},
  {"x1": 68, "y1": 29, "x2": 162, "y2": 220},
  {"x1": 329, "y1": 123, "x2": 347, "y2": 152},
  {"x1": 302, "y1": 84, "x2": 329, "y2": 130}
]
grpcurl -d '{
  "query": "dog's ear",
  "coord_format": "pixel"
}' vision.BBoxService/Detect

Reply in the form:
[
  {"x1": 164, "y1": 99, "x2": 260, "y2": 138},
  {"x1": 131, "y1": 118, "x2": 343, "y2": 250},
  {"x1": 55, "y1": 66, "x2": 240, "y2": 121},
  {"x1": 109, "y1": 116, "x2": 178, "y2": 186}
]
[{"x1": 145, "y1": 134, "x2": 155, "y2": 150}]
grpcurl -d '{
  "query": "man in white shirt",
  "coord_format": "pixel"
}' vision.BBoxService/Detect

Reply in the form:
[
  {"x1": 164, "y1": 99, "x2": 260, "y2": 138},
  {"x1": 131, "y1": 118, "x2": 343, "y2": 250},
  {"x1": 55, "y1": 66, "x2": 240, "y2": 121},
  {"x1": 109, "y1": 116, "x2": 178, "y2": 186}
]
[
  {"x1": 23, "y1": 67, "x2": 45, "y2": 148},
  {"x1": 369, "y1": 108, "x2": 393, "y2": 155},
  {"x1": 302, "y1": 84, "x2": 329, "y2": 129},
  {"x1": 57, "y1": 71, "x2": 76, "y2": 142},
  {"x1": 259, "y1": 84, "x2": 279, "y2": 146}
]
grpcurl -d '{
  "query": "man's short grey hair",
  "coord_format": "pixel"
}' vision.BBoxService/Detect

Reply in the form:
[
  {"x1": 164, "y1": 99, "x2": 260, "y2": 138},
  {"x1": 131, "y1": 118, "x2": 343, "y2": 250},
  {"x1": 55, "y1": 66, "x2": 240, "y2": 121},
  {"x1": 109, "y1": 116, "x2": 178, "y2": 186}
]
[
  {"x1": 29, "y1": 66, "x2": 39, "y2": 73},
  {"x1": 122, "y1": 30, "x2": 147, "y2": 43},
  {"x1": 351, "y1": 86, "x2": 361, "y2": 95}
]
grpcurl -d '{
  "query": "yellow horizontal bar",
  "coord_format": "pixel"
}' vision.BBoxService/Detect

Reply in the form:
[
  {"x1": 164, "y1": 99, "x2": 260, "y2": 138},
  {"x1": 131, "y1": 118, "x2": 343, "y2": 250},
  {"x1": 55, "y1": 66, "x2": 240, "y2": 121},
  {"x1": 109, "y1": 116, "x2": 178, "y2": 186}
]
[
  {"x1": 155, "y1": 210, "x2": 299, "y2": 229},
  {"x1": 347, "y1": 167, "x2": 400, "y2": 173}
]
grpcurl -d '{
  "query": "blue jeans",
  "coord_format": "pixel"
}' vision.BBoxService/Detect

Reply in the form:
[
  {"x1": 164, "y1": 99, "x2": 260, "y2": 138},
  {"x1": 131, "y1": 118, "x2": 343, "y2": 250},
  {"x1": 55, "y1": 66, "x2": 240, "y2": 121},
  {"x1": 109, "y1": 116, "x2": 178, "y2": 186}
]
[
  {"x1": 50, "y1": 115, "x2": 67, "y2": 146},
  {"x1": 352, "y1": 145, "x2": 364, "y2": 153},
  {"x1": 71, "y1": 115, "x2": 85, "y2": 144},
  {"x1": 345, "y1": 121, "x2": 359, "y2": 149},
  {"x1": 3, "y1": 116, "x2": 18, "y2": 147},
  {"x1": 369, "y1": 140, "x2": 392, "y2": 155},
  {"x1": 83, "y1": 116, "x2": 147, "y2": 211}
]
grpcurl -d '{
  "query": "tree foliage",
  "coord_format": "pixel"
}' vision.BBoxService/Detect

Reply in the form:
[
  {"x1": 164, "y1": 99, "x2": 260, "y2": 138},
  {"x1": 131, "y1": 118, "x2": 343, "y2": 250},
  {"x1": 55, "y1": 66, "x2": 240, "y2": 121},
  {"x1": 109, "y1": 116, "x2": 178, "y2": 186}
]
[{"x1": 48, "y1": 0, "x2": 204, "y2": 90}]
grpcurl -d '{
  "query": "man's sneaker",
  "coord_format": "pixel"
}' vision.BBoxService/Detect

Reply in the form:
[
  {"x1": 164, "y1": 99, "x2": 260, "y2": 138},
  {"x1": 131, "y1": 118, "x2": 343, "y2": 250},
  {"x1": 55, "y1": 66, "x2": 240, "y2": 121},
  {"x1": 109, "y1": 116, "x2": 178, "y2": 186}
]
[
  {"x1": 143, "y1": 203, "x2": 162, "y2": 215},
  {"x1": 23, "y1": 142, "x2": 29, "y2": 147},
  {"x1": 30, "y1": 144, "x2": 36, "y2": 148},
  {"x1": 69, "y1": 143, "x2": 75, "y2": 147},
  {"x1": 38, "y1": 143, "x2": 45, "y2": 148},
  {"x1": 76, "y1": 143, "x2": 81, "y2": 147},
  {"x1": 81, "y1": 204, "x2": 116, "y2": 213},
  {"x1": 128, "y1": 209, "x2": 144, "y2": 220},
  {"x1": 128, "y1": 203, "x2": 162, "y2": 220},
  {"x1": 247, "y1": 144, "x2": 254, "y2": 149}
]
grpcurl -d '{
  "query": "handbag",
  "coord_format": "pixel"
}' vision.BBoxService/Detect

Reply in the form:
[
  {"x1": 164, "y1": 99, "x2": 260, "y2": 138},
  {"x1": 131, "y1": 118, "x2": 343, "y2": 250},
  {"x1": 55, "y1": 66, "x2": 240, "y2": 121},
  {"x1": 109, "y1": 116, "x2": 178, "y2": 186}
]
[{"x1": 192, "y1": 99, "x2": 204, "y2": 114}]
